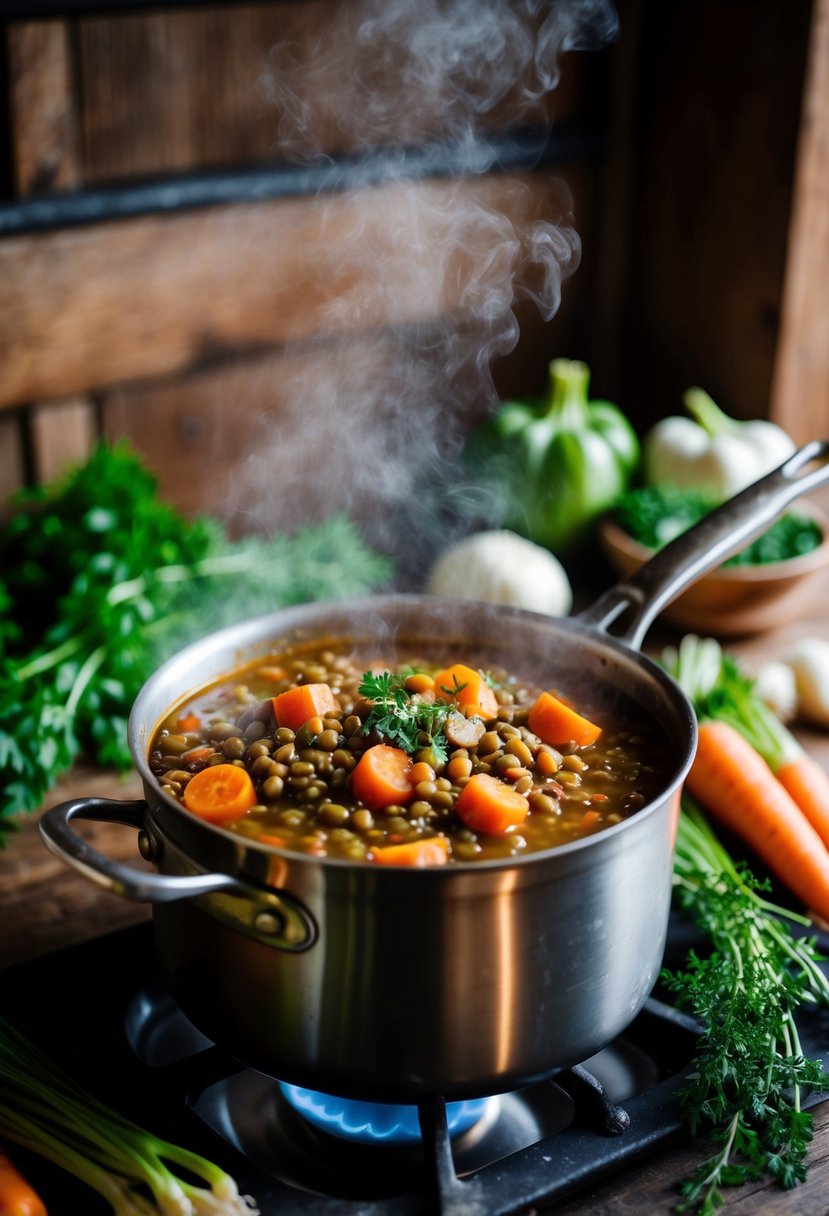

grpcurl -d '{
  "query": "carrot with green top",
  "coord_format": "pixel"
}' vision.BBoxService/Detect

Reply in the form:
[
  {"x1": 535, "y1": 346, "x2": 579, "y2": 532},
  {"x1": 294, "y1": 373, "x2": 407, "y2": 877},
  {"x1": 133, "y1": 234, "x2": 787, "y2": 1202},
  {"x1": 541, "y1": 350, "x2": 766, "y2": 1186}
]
[
  {"x1": 371, "y1": 837, "x2": 450, "y2": 866},
  {"x1": 272, "y1": 683, "x2": 341, "y2": 732},
  {"x1": 685, "y1": 719, "x2": 829, "y2": 923},
  {"x1": 663, "y1": 634, "x2": 829, "y2": 851},
  {"x1": 528, "y1": 691, "x2": 601, "y2": 749},
  {"x1": 351, "y1": 744, "x2": 414, "y2": 811},
  {"x1": 455, "y1": 773, "x2": 529, "y2": 835},
  {"x1": 182, "y1": 763, "x2": 257, "y2": 823}
]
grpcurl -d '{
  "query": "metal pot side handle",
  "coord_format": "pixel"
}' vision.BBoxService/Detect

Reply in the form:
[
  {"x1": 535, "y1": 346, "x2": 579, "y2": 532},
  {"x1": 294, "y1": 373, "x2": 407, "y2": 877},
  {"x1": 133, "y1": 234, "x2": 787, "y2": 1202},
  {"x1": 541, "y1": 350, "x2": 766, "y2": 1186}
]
[
  {"x1": 40, "y1": 797, "x2": 245, "y2": 903},
  {"x1": 579, "y1": 439, "x2": 829, "y2": 651}
]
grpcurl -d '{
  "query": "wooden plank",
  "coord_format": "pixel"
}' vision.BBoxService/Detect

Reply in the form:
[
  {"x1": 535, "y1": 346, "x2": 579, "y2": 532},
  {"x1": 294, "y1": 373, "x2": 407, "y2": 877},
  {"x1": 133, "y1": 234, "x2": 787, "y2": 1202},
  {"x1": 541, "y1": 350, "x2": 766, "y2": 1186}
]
[
  {"x1": 769, "y1": 0, "x2": 829, "y2": 443},
  {"x1": 616, "y1": 0, "x2": 812, "y2": 435},
  {"x1": 6, "y1": 19, "x2": 80, "y2": 194},
  {"x1": 0, "y1": 172, "x2": 578, "y2": 411},
  {"x1": 77, "y1": 3, "x2": 582, "y2": 182},
  {"x1": 29, "y1": 395, "x2": 97, "y2": 484},
  {"x1": 0, "y1": 413, "x2": 25, "y2": 510}
]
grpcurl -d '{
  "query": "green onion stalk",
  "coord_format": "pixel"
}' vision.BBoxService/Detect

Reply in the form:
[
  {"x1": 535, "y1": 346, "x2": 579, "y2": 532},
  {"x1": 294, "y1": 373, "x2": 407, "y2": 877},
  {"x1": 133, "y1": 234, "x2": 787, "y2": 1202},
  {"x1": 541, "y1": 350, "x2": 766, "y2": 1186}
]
[{"x1": 0, "y1": 1017, "x2": 258, "y2": 1215}]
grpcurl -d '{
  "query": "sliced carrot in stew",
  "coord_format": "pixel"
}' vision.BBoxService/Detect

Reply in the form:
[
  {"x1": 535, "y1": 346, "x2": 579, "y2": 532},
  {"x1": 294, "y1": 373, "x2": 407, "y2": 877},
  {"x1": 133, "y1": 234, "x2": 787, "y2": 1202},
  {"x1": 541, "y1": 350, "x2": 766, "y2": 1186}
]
[
  {"x1": 183, "y1": 763, "x2": 257, "y2": 822},
  {"x1": 351, "y1": 744, "x2": 414, "y2": 811},
  {"x1": 455, "y1": 773, "x2": 530, "y2": 835},
  {"x1": 272, "y1": 683, "x2": 341, "y2": 732},
  {"x1": 527, "y1": 691, "x2": 602, "y2": 749},
  {"x1": 433, "y1": 663, "x2": 499, "y2": 720},
  {"x1": 370, "y1": 836, "x2": 450, "y2": 866},
  {"x1": 182, "y1": 746, "x2": 216, "y2": 765}
]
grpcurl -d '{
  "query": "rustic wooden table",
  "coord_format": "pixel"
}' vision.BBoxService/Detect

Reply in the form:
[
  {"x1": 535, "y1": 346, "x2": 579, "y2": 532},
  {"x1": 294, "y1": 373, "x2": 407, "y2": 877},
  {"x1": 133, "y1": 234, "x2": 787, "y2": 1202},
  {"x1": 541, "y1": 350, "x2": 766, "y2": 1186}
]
[{"x1": 2, "y1": 604, "x2": 829, "y2": 1214}]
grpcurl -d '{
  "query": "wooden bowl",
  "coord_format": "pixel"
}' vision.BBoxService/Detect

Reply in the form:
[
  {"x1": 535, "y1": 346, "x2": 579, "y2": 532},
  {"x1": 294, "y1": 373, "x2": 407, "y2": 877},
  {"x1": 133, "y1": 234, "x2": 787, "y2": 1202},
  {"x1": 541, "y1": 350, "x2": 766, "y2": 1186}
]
[{"x1": 599, "y1": 504, "x2": 829, "y2": 636}]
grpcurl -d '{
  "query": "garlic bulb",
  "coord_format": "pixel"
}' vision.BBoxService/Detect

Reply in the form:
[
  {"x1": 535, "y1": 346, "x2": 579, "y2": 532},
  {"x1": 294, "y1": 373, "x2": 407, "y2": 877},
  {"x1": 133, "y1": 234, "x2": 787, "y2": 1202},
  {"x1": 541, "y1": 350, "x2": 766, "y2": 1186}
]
[
  {"x1": 751, "y1": 660, "x2": 799, "y2": 724},
  {"x1": 787, "y1": 639, "x2": 829, "y2": 729},
  {"x1": 427, "y1": 530, "x2": 573, "y2": 617}
]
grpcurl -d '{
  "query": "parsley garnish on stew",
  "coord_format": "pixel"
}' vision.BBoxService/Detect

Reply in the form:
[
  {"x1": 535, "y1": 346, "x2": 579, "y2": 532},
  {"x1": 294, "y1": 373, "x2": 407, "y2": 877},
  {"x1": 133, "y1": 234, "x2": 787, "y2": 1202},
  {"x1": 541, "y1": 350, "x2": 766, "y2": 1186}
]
[{"x1": 358, "y1": 670, "x2": 457, "y2": 764}]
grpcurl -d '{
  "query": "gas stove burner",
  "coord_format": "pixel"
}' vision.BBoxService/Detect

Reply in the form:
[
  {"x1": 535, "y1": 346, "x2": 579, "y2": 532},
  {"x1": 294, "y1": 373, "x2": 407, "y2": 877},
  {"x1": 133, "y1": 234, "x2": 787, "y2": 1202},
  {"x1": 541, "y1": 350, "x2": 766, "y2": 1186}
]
[
  {"x1": 121, "y1": 966, "x2": 703, "y2": 1211},
  {"x1": 4, "y1": 924, "x2": 734, "y2": 1216},
  {"x1": 277, "y1": 1082, "x2": 494, "y2": 1145}
]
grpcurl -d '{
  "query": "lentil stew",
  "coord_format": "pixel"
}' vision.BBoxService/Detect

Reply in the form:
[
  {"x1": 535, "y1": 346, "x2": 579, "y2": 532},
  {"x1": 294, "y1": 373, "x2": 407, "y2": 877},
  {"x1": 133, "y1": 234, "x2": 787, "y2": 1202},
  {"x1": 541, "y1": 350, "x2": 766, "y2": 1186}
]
[{"x1": 149, "y1": 638, "x2": 674, "y2": 863}]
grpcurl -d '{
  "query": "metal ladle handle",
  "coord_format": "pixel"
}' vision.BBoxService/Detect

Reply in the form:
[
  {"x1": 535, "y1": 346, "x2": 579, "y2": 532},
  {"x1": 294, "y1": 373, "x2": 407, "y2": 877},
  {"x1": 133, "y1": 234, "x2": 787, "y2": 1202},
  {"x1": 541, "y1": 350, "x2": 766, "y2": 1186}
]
[{"x1": 577, "y1": 439, "x2": 829, "y2": 650}]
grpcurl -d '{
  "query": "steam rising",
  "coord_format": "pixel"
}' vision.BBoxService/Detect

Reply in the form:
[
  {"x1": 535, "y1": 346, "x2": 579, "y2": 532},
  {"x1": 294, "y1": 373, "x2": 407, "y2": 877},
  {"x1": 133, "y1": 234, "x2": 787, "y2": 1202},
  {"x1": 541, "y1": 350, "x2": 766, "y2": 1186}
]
[{"x1": 227, "y1": 0, "x2": 618, "y2": 576}]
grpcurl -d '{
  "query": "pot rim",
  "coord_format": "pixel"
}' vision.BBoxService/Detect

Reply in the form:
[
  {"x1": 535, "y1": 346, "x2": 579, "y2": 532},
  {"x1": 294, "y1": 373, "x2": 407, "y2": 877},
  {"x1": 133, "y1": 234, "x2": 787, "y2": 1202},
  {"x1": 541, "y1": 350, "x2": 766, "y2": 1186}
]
[{"x1": 129, "y1": 594, "x2": 697, "y2": 875}]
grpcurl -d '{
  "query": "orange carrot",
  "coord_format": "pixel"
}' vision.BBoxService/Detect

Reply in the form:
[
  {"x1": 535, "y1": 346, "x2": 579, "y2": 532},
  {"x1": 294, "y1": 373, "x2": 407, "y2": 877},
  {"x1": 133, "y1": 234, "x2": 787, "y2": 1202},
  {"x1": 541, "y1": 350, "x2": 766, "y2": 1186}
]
[
  {"x1": 433, "y1": 663, "x2": 499, "y2": 720},
  {"x1": 776, "y1": 753, "x2": 829, "y2": 851},
  {"x1": 528, "y1": 691, "x2": 602, "y2": 749},
  {"x1": 455, "y1": 773, "x2": 529, "y2": 835},
  {"x1": 0, "y1": 1148, "x2": 46, "y2": 1216},
  {"x1": 257, "y1": 833, "x2": 287, "y2": 848},
  {"x1": 351, "y1": 744, "x2": 414, "y2": 811},
  {"x1": 174, "y1": 711, "x2": 201, "y2": 733},
  {"x1": 371, "y1": 837, "x2": 450, "y2": 866},
  {"x1": 686, "y1": 720, "x2": 829, "y2": 922},
  {"x1": 181, "y1": 746, "x2": 216, "y2": 766},
  {"x1": 578, "y1": 809, "x2": 602, "y2": 833},
  {"x1": 272, "y1": 683, "x2": 341, "y2": 732},
  {"x1": 182, "y1": 763, "x2": 257, "y2": 823}
]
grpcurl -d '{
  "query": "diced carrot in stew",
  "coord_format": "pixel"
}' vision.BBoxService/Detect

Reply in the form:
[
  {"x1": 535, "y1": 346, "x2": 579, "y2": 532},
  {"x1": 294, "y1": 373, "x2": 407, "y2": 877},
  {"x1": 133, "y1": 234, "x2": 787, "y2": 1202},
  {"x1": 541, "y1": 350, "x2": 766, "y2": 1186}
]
[
  {"x1": 527, "y1": 691, "x2": 602, "y2": 749},
  {"x1": 455, "y1": 773, "x2": 530, "y2": 835},
  {"x1": 175, "y1": 711, "x2": 201, "y2": 732},
  {"x1": 272, "y1": 683, "x2": 341, "y2": 732},
  {"x1": 433, "y1": 663, "x2": 499, "y2": 720},
  {"x1": 370, "y1": 836, "x2": 450, "y2": 866},
  {"x1": 351, "y1": 744, "x2": 414, "y2": 811},
  {"x1": 182, "y1": 746, "x2": 216, "y2": 765},
  {"x1": 578, "y1": 809, "x2": 602, "y2": 833},
  {"x1": 183, "y1": 763, "x2": 258, "y2": 823}
]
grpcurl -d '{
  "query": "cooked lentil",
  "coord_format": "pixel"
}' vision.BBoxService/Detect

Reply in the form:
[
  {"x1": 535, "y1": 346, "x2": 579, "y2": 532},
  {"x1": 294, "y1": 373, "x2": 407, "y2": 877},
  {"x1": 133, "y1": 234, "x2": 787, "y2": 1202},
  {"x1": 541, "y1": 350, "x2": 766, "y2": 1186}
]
[{"x1": 150, "y1": 639, "x2": 673, "y2": 863}]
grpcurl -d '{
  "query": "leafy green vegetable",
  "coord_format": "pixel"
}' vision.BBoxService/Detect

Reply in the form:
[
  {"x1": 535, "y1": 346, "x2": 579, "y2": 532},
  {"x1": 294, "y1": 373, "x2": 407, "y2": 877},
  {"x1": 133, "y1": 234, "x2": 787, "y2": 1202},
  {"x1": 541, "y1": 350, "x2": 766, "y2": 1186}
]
[
  {"x1": 464, "y1": 358, "x2": 639, "y2": 553},
  {"x1": 0, "y1": 1014, "x2": 257, "y2": 1215},
  {"x1": 357, "y1": 670, "x2": 456, "y2": 764},
  {"x1": 0, "y1": 442, "x2": 392, "y2": 839},
  {"x1": 615, "y1": 484, "x2": 822, "y2": 564},
  {"x1": 664, "y1": 801, "x2": 829, "y2": 1214}
]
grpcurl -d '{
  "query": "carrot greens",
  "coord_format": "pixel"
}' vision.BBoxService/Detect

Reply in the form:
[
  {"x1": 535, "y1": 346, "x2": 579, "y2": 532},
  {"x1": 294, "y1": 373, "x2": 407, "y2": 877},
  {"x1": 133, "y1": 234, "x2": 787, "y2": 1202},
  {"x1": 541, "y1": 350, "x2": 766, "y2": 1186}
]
[
  {"x1": 664, "y1": 802, "x2": 829, "y2": 1214},
  {"x1": 661, "y1": 636, "x2": 829, "y2": 1210},
  {"x1": 0, "y1": 442, "x2": 392, "y2": 840}
]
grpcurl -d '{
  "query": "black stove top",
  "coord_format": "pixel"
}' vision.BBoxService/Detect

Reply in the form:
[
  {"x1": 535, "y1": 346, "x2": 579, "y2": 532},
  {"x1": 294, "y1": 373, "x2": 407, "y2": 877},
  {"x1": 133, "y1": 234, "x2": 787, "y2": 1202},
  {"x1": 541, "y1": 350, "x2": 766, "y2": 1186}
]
[{"x1": 2, "y1": 920, "x2": 828, "y2": 1215}]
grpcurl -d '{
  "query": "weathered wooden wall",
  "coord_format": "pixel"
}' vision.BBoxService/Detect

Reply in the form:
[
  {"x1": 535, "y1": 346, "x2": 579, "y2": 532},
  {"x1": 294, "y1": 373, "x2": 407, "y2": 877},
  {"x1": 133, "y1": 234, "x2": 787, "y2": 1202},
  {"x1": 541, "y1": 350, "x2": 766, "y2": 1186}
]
[{"x1": 0, "y1": 0, "x2": 825, "y2": 522}]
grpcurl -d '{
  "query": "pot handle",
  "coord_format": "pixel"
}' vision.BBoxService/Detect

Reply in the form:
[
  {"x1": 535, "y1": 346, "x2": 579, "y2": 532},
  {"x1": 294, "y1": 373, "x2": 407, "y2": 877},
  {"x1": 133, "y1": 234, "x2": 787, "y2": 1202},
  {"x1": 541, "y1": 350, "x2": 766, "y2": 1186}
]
[
  {"x1": 40, "y1": 797, "x2": 245, "y2": 902},
  {"x1": 577, "y1": 439, "x2": 829, "y2": 650}
]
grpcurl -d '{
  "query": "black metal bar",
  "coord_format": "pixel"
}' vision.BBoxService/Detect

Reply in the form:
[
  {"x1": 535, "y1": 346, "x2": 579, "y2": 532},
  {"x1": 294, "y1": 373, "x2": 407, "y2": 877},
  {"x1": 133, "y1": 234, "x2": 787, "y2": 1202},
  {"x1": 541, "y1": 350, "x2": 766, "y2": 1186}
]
[{"x1": 0, "y1": 126, "x2": 605, "y2": 237}]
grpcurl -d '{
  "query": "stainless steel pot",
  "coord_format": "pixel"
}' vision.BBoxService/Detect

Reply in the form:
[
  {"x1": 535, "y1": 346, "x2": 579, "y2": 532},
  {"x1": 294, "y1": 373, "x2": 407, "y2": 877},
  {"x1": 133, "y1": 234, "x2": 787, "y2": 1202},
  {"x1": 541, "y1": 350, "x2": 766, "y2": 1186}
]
[{"x1": 40, "y1": 442, "x2": 829, "y2": 1102}]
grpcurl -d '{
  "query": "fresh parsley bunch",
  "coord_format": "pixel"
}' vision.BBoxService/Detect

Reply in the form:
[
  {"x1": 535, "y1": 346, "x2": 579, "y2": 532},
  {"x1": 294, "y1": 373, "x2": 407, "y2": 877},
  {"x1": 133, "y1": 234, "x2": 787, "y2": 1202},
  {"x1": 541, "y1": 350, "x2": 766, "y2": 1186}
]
[{"x1": 0, "y1": 442, "x2": 392, "y2": 839}]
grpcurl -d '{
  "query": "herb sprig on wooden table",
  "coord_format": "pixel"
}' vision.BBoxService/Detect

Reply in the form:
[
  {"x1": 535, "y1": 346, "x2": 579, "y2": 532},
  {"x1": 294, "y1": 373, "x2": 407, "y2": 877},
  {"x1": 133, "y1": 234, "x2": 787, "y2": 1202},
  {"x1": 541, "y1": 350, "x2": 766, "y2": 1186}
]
[{"x1": 0, "y1": 442, "x2": 392, "y2": 839}]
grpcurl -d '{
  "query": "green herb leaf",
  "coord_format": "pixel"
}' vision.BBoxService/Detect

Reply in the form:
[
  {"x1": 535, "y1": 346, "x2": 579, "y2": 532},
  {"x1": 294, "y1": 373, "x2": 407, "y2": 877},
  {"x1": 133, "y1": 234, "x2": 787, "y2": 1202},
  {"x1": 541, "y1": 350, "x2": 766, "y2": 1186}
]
[
  {"x1": 358, "y1": 670, "x2": 456, "y2": 763},
  {"x1": 0, "y1": 443, "x2": 392, "y2": 840}
]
